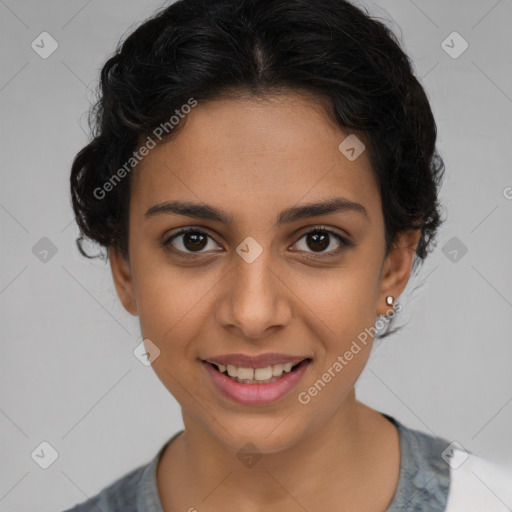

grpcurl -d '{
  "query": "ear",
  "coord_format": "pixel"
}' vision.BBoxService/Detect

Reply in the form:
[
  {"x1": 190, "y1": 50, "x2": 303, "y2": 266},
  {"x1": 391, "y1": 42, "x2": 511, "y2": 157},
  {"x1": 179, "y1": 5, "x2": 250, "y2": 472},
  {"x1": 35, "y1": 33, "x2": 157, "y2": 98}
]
[
  {"x1": 377, "y1": 229, "x2": 421, "y2": 316},
  {"x1": 109, "y1": 245, "x2": 138, "y2": 316}
]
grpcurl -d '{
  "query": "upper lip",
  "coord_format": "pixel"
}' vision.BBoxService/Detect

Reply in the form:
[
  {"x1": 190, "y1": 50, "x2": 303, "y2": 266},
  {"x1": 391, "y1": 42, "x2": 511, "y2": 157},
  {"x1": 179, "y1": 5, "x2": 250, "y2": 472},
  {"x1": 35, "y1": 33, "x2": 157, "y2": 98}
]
[{"x1": 203, "y1": 353, "x2": 310, "y2": 368}]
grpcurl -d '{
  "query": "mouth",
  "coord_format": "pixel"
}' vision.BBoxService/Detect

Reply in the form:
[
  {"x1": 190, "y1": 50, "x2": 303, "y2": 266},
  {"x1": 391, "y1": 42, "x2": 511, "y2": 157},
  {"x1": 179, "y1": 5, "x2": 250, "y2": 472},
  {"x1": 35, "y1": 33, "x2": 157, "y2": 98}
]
[
  {"x1": 204, "y1": 359, "x2": 310, "y2": 384},
  {"x1": 201, "y1": 357, "x2": 312, "y2": 405}
]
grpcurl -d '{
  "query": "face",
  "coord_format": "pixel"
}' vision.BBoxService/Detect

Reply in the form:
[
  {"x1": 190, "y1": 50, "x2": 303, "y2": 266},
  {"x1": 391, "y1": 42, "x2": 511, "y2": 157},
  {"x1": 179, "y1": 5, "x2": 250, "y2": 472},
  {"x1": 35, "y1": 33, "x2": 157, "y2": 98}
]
[{"x1": 110, "y1": 92, "x2": 418, "y2": 454}]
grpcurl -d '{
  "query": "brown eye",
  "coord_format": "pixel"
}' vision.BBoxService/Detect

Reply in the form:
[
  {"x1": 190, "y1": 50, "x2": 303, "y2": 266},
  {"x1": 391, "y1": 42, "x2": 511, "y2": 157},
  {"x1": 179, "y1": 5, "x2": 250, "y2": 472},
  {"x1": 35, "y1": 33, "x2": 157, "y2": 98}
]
[
  {"x1": 292, "y1": 227, "x2": 354, "y2": 258},
  {"x1": 305, "y1": 231, "x2": 330, "y2": 252},
  {"x1": 164, "y1": 228, "x2": 221, "y2": 254}
]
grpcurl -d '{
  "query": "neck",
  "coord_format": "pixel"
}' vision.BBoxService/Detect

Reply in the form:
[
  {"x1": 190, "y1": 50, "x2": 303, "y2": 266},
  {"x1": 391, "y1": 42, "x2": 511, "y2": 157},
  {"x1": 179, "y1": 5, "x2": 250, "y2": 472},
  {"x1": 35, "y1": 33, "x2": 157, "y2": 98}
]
[{"x1": 157, "y1": 393, "x2": 400, "y2": 511}]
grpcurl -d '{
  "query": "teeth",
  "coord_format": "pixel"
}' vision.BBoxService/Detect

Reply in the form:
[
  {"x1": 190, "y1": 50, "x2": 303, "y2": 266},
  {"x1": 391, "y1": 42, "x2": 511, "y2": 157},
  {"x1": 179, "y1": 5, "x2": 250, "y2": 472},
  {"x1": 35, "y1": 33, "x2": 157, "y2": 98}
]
[
  {"x1": 272, "y1": 364, "x2": 283, "y2": 376},
  {"x1": 212, "y1": 361, "x2": 301, "y2": 382},
  {"x1": 237, "y1": 367, "x2": 254, "y2": 380},
  {"x1": 226, "y1": 364, "x2": 238, "y2": 377},
  {"x1": 254, "y1": 366, "x2": 273, "y2": 381}
]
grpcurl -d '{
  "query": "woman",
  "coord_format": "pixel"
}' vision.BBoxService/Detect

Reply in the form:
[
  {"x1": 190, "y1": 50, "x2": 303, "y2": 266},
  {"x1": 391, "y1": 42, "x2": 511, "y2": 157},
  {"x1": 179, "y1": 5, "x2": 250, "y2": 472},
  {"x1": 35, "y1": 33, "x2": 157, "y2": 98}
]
[{"x1": 65, "y1": 0, "x2": 512, "y2": 510}]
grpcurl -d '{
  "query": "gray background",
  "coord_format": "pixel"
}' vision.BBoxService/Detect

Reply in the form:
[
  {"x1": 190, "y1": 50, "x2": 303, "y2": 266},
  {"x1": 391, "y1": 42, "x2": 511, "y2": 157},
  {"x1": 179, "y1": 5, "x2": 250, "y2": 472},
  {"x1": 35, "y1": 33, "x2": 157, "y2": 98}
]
[{"x1": 1, "y1": 0, "x2": 511, "y2": 510}]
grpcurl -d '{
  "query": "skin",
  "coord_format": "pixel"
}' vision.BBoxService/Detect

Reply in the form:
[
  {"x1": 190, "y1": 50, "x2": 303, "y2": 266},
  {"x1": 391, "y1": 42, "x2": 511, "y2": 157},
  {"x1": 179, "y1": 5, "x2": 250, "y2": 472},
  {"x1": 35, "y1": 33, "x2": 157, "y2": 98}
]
[{"x1": 110, "y1": 91, "x2": 421, "y2": 511}]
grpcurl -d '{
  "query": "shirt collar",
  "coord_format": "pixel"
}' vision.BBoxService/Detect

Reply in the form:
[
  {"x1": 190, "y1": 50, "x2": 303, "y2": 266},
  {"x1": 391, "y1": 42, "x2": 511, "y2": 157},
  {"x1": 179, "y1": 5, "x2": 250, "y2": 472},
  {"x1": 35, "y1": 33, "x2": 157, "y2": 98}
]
[
  {"x1": 136, "y1": 430, "x2": 184, "y2": 512},
  {"x1": 134, "y1": 415, "x2": 451, "y2": 512}
]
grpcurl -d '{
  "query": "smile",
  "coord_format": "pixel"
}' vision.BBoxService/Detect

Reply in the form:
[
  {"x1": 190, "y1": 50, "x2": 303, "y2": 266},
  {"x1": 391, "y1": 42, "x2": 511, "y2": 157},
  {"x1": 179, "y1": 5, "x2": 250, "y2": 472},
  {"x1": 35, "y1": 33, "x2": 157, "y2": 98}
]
[
  {"x1": 202, "y1": 357, "x2": 312, "y2": 405},
  {"x1": 206, "y1": 360, "x2": 303, "y2": 384}
]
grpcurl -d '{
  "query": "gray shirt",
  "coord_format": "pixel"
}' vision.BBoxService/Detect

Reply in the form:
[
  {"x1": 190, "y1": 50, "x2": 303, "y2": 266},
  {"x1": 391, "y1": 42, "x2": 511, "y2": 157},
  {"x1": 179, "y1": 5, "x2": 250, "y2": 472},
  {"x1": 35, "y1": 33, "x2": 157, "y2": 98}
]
[{"x1": 62, "y1": 414, "x2": 451, "y2": 512}]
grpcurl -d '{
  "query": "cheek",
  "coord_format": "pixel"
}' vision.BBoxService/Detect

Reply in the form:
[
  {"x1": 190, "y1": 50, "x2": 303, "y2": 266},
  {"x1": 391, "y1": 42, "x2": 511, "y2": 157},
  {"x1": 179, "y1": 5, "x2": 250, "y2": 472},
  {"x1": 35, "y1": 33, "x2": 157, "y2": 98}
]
[
  {"x1": 130, "y1": 257, "x2": 213, "y2": 401},
  {"x1": 298, "y1": 262, "x2": 379, "y2": 337},
  {"x1": 130, "y1": 249, "x2": 219, "y2": 356},
  {"x1": 295, "y1": 265, "x2": 380, "y2": 387},
  {"x1": 294, "y1": 278, "x2": 377, "y2": 413}
]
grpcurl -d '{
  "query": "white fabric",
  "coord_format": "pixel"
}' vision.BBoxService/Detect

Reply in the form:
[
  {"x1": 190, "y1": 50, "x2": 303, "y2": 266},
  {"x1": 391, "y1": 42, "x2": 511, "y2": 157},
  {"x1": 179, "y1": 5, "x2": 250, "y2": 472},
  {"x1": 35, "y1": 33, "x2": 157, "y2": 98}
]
[{"x1": 446, "y1": 449, "x2": 512, "y2": 511}]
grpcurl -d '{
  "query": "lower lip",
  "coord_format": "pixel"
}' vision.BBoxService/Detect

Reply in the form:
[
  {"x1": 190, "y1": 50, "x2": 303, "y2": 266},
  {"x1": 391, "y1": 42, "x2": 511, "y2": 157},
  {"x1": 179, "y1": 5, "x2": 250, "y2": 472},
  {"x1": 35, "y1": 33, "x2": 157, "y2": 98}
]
[{"x1": 203, "y1": 359, "x2": 311, "y2": 405}]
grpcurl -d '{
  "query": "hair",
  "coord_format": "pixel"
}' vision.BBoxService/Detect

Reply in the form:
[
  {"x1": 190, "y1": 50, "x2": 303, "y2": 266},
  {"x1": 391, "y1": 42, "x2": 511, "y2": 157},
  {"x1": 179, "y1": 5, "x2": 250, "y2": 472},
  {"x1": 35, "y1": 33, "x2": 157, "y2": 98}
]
[{"x1": 69, "y1": 0, "x2": 446, "y2": 339}]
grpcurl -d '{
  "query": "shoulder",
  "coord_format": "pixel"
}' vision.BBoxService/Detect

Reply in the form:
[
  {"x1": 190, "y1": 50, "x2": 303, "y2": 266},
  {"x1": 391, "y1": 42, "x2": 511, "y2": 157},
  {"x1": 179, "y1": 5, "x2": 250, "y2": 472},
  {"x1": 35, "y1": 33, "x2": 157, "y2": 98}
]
[
  {"x1": 445, "y1": 449, "x2": 512, "y2": 511},
  {"x1": 388, "y1": 418, "x2": 451, "y2": 511},
  {"x1": 61, "y1": 432, "x2": 182, "y2": 512},
  {"x1": 61, "y1": 462, "x2": 148, "y2": 512},
  {"x1": 389, "y1": 416, "x2": 512, "y2": 512}
]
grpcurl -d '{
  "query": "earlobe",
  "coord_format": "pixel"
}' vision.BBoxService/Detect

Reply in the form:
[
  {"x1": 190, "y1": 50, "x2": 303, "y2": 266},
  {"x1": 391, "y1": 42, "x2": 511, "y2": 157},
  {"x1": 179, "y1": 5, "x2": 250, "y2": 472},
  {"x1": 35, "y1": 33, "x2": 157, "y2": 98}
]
[
  {"x1": 109, "y1": 245, "x2": 138, "y2": 316},
  {"x1": 377, "y1": 229, "x2": 421, "y2": 316}
]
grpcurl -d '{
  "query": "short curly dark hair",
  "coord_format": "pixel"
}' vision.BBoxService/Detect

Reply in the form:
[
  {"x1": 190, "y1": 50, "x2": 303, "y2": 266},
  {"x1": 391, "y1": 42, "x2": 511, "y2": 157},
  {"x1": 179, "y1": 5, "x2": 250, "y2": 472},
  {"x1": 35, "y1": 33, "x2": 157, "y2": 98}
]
[{"x1": 70, "y1": 0, "x2": 445, "y2": 338}]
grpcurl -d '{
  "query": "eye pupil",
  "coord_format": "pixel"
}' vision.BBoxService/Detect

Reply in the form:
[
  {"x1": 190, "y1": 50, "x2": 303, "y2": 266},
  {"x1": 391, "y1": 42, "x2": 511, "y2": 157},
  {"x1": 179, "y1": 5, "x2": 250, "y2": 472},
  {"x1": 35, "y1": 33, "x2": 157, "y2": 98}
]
[
  {"x1": 307, "y1": 231, "x2": 329, "y2": 252},
  {"x1": 184, "y1": 232, "x2": 207, "y2": 251}
]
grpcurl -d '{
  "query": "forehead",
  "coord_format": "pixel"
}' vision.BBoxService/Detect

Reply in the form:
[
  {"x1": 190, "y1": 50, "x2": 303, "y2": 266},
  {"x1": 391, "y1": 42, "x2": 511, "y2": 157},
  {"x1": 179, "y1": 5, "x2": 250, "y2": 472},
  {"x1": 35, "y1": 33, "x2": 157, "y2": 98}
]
[{"x1": 131, "y1": 93, "x2": 381, "y2": 225}]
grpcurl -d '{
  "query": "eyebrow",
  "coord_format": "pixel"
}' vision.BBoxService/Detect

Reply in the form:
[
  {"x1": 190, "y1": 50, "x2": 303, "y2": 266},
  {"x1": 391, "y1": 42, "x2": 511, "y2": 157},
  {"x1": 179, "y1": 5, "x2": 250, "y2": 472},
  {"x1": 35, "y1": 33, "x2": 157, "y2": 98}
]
[{"x1": 144, "y1": 197, "x2": 369, "y2": 227}]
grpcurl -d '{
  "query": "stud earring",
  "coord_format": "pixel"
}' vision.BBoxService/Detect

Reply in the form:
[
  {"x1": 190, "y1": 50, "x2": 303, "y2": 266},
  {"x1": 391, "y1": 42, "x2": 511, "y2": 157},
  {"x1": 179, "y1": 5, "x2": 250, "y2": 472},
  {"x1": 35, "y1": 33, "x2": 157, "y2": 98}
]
[{"x1": 382, "y1": 295, "x2": 395, "y2": 317}]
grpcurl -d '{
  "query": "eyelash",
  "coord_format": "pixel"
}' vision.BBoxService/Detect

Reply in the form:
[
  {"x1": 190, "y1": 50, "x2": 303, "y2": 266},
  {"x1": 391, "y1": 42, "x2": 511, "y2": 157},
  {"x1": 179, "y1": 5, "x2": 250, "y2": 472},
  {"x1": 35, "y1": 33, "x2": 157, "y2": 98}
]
[{"x1": 162, "y1": 225, "x2": 354, "y2": 260}]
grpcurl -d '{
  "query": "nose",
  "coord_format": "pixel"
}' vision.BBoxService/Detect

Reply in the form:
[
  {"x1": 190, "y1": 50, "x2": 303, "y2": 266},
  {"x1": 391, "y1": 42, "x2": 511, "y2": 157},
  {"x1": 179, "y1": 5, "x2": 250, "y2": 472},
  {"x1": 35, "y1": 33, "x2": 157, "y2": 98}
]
[{"x1": 216, "y1": 248, "x2": 293, "y2": 340}]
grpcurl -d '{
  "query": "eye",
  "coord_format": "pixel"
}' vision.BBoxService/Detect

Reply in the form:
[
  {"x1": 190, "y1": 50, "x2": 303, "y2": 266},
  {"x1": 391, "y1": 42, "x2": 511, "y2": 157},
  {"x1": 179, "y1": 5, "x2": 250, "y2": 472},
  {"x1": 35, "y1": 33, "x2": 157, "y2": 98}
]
[
  {"x1": 291, "y1": 226, "x2": 353, "y2": 258},
  {"x1": 162, "y1": 225, "x2": 354, "y2": 259},
  {"x1": 163, "y1": 227, "x2": 222, "y2": 255}
]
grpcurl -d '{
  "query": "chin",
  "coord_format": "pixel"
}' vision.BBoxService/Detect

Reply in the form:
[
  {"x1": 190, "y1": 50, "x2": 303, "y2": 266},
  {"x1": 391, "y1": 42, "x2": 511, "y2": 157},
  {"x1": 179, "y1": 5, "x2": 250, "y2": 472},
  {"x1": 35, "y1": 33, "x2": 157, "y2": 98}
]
[{"x1": 205, "y1": 415, "x2": 308, "y2": 456}]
